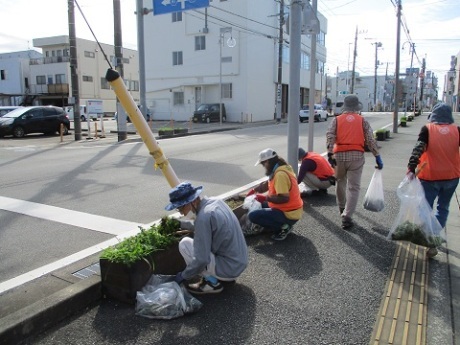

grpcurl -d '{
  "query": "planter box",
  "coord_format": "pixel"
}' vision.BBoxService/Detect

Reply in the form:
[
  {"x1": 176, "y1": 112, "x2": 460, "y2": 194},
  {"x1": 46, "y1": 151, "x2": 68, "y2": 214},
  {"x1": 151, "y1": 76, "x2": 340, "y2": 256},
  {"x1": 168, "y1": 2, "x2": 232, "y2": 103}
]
[
  {"x1": 100, "y1": 243, "x2": 186, "y2": 304},
  {"x1": 158, "y1": 129, "x2": 174, "y2": 136},
  {"x1": 385, "y1": 130, "x2": 390, "y2": 139},
  {"x1": 173, "y1": 128, "x2": 188, "y2": 134},
  {"x1": 376, "y1": 132, "x2": 386, "y2": 141},
  {"x1": 400, "y1": 121, "x2": 407, "y2": 127}
]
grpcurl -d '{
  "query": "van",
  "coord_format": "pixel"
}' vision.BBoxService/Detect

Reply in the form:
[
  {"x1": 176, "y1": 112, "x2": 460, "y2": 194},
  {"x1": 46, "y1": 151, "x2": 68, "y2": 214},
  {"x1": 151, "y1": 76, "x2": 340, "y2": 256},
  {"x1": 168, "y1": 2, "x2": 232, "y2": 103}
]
[
  {"x1": 333, "y1": 102, "x2": 344, "y2": 116},
  {"x1": 65, "y1": 105, "x2": 97, "y2": 121}
]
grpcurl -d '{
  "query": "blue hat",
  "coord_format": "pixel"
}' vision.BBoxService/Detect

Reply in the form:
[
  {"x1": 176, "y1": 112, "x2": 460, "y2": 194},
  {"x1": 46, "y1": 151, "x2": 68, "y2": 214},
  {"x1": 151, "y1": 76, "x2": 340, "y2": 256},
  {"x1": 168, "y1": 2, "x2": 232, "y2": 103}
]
[
  {"x1": 298, "y1": 147, "x2": 307, "y2": 161},
  {"x1": 165, "y1": 182, "x2": 203, "y2": 211},
  {"x1": 429, "y1": 103, "x2": 454, "y2": 124}
]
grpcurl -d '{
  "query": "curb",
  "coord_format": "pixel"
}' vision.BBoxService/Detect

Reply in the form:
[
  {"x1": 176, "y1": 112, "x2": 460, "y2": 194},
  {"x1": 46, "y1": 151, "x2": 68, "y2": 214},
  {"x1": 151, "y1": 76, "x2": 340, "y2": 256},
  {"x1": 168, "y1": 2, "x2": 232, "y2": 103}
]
[{"x1": 0, "y1": 276, "x2": 101, "y2": 345}]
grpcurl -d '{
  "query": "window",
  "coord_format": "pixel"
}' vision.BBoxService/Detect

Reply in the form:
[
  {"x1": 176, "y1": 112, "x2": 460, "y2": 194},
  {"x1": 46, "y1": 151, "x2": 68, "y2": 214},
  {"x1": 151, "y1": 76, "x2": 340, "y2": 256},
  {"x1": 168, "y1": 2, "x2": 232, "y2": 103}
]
[
  {"x1": 317, "y1": 31, "x2": 326, "y2": 46},
  {"x1": 195, "y1": 36, "x2": 206, "y2": 51},
  {"x1": 25, "y1": 77, "x2": 29, "y2": 88},
  {"x1": 56, "y1": 50, "x2": 62, "y2": 57},
  {"x1": 172, "y1": 12, "x2": 182, "y2": 22},
  {"x1": 47, "y1": 75, "x2": 53, "y2": 84},
  {"x1": 55, "y1": 74, "x2": 66, "y2": 84},
  {"x1": 282, "y1": 45, "x2": 289, "y2": 64},
  {"x1": 83, "y1": 75, "x2": 93, "y2": 82},
  {"x1": 0, "y1": 70, "x2": 5, "y2": 80},
  {"x1": 173, "y1": 51, "x2": 183, "y2": 66},
  {"x1": 84, "y1": 51, "x2": 95, "y2": 58},
  {"x1": 36, "y1": 75, "x2": 46, "y2": 85},
  {"x1": 301, "y1": 52, "x2": 310, "y2": 70},
  {"x1": 101, "y1": 77, "x2": 110, "y2": 89},
  {"x1": 173, "y1": 92, "x2": 184, "y2": 105},
  {"x1": 63, "y1": 49, "x2": 70, "y2": 57},
  {"x1": 221, "y1": 83, "x2": 232, "y2": 99},
  {"x1": 52, "y1": 50, "x2": 56, "y2": 57},
  {"x1": 45, "y1": 51, "x2": 50, "y2": 57}
]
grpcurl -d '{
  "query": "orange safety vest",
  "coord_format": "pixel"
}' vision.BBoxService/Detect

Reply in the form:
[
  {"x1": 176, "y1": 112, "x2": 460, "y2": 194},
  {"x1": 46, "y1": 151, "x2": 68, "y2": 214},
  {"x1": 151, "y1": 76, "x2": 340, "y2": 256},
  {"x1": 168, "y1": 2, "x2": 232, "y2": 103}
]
[
  {"x1": 268, "y1": 166, "x2": 303, "y2": 212},
  {"x1": 302, "y1": 152, "x2": 334, "y2": 179},
  {"x1": 334, "y1": 113, "x2": 365, "y2": 153},
  {"x1": 418, "y1": 123, "x2": 460, "y2": 181}
]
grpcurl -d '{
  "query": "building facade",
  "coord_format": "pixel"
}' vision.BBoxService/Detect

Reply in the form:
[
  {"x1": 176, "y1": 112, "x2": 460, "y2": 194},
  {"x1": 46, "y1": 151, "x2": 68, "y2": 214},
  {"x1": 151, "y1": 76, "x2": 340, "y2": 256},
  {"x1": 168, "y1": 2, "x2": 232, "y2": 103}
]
[
  {"x1": 0, "y1": 36, "x2": 140, "y2": 115},
  {"x1": 142, "y1": 0, "x2": 328, "y2": 122}
]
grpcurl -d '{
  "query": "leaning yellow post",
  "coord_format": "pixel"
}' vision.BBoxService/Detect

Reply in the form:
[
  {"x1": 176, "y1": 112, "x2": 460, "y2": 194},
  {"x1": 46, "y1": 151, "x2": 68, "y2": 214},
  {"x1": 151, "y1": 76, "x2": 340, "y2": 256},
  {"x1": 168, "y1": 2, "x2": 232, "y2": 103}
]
[{"x1": 105, "y1": 68, "x2": 180, "y2": 188}]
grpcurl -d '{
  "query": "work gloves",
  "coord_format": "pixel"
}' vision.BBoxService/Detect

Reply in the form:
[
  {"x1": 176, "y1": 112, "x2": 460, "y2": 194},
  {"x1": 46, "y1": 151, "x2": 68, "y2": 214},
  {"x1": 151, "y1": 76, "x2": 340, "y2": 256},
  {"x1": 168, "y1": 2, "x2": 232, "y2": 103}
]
[
  {"x1": 254, "y1": 194, "x2": 267, "y2": 203},
  {"x1": 246, "y1": 189, "x2": 256, "y2": 197},
  {"x1": 327, "y1": 152, "x2": 336, "y2": 168},
  {"x1": 174, "y1": 272, "x2": 184, "y2": 285},
  {"x1": 375, "y1": 155, "x2": 383, "y2": 170}
]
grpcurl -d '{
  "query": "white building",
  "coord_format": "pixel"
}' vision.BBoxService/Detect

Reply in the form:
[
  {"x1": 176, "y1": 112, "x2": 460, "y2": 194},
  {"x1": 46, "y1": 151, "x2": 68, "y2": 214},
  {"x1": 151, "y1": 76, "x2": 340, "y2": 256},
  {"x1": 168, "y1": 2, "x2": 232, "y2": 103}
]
[
  {"x1": 30, "y1": 36, "x2": 140, "y2": 115},
  {"x1": 0, "y1": 50, "x2": 43, "y2": 106},
  {"x1": 143, "y1": 1, "x2": 328, "y2": 122}
]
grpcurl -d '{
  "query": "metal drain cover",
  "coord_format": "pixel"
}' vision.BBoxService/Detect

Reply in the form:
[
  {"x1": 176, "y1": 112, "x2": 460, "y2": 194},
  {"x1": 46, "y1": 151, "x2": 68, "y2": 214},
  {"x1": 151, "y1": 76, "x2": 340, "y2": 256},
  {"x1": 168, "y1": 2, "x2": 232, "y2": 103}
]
[{"x1": 72, "y1": 263, "x2": 100, "y2": 279}]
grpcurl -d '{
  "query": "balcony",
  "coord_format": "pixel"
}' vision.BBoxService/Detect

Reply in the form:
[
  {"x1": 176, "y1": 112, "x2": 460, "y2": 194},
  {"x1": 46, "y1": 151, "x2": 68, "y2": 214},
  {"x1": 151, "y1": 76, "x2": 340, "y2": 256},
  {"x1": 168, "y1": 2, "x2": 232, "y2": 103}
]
[
  {"x1": 30, "y1": 84, "x2": 69, "y2": 95},
  {"x1": 30, "y1": 56, "x2": 70, "y2": 65}
]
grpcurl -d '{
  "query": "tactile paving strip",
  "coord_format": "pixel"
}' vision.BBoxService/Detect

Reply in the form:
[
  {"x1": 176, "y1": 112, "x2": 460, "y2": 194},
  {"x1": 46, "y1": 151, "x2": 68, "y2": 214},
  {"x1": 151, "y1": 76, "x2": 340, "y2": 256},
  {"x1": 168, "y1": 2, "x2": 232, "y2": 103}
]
[{"x1": 370, "y1": 242, "x2": 428, "y2": 345}]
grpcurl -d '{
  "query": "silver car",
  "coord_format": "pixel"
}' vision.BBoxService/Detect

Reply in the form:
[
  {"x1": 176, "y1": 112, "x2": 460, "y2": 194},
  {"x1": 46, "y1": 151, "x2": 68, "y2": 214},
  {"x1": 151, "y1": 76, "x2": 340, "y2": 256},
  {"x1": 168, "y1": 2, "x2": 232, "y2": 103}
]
[{"x1": 299, "y1": 104, "x2": 328, "y2": 122}]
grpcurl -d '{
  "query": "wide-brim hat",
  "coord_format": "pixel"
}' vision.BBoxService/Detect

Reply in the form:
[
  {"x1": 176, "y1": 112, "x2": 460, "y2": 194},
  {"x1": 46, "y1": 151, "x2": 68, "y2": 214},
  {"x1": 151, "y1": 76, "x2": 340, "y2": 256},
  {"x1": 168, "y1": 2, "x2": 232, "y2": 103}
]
[
  {"x1": 429, "y1": 103, "x2": 453, "y2": 124},
  {"x1": 342, "y1": 95, "x2": 362, "y2": 112},
  {"x1": 255, "y1": 148, "x2": 277, "y2": 166},
  {"x1": 165, "y1": 182, "x2": 203, "y2": 211}
]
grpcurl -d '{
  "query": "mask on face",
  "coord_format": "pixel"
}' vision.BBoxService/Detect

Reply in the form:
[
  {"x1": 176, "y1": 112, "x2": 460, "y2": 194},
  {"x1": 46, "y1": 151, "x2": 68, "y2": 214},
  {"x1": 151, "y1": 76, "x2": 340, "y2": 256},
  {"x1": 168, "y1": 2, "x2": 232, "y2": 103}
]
[{"x1": 183, "y1": 209, "x2": 196, "y2": 221}]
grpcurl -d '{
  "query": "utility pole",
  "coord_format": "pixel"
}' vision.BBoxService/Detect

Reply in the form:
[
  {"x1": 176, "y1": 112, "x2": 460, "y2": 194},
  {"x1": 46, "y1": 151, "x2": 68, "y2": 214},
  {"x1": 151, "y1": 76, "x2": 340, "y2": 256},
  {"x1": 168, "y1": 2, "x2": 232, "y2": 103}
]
[
  {"x1": 137, "y1": 0, "x2": 147, "y2": 121},
  {"x1": 114, "y1": 0, "x2": 127, "y2": 141},
  {"x1": 275, "y1": 0, "x2": 284, "y2": 123},
  {"x1": 373, "y1": 42, "x2": 382, "y2": 110},
  {"x1": 67, "y1": 0, "x2": 81, "y2": 140},
  {"x1": 393, "y1": 0, "x2": 402, "y2": 133},
  {"x1": 351, "y1": 26, "x2": 358, "y2": 94},
  {"x1": 419, "y1": 57, "x2": 426, "y2": 110},
  {"x1": 307, "y1": 0, "x2": 318, "y2": 153}
]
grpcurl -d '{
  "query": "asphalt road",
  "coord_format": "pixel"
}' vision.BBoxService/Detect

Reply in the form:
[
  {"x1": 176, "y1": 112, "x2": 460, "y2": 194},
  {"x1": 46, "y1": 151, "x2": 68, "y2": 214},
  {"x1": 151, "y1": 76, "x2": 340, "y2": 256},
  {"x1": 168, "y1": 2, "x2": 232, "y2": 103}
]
[{"x1": 0, "y1": 114, "x2": 393, "y2": 286}]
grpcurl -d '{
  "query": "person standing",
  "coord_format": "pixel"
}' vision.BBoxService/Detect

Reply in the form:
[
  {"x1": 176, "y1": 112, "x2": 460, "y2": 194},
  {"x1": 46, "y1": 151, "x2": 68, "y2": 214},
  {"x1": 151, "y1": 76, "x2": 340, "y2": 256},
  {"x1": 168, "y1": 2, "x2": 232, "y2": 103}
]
[
  {"x1": 166, "y1": 182, "x2": 248, "y2": 294},
  {"x1": 247, "y1": 148, "x2": 303, "y2": 240},
  {"x1": 297, "y1": 147, "x2": 336, "y2": 195},
  {"x1": 326, "y1": 95, "x2": 383, "y2": 229},
  {"x1": 407, "y1": 103, "x2": 460, "y2": 258}
]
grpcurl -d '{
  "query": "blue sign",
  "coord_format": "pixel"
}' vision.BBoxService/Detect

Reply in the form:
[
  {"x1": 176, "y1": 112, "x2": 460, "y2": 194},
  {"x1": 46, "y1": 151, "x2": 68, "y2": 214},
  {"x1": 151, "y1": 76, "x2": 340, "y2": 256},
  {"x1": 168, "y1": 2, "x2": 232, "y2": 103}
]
[{"x1": 153, "y1": 0, "x2": 210, "y2": 15}]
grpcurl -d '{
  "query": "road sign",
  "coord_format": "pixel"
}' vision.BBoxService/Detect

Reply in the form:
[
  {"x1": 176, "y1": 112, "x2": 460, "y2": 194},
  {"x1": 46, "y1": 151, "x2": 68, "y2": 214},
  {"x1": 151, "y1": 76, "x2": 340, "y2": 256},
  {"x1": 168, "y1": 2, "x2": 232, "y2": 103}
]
[{"x1": 153, "y1": 0, "x2": 210, "y2": 15}]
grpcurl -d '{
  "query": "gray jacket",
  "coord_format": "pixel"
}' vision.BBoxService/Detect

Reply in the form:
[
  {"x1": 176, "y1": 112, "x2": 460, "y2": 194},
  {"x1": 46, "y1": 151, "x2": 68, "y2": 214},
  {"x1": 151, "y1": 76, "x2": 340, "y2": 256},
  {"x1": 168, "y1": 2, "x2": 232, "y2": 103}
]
[{"x1": 181, "y1": 197, "x2": 248, "y2": 280}]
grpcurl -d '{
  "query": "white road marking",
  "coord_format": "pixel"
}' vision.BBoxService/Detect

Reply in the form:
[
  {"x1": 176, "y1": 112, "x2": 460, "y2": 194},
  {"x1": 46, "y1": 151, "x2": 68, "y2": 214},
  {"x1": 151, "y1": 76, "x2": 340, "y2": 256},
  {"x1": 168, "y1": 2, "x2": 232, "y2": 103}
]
[{"x1": 0, "y1": 196, "x2": 141, "y2": 235}]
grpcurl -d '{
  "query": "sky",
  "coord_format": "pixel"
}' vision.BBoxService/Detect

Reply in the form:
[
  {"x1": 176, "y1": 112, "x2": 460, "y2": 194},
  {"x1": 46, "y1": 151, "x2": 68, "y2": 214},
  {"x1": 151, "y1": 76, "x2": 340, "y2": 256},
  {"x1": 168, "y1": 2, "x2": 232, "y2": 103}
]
[{"x1": 1, "y1": 0, "x2": 459, "y2": 93}]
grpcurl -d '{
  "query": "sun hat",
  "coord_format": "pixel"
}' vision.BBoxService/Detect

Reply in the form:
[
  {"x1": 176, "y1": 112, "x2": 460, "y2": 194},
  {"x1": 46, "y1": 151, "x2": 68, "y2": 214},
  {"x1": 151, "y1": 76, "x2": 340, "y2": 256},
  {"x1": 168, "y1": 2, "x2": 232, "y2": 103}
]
[
  {"x1": 254, "y1": 148, "x2": 278, "y2": 166},
  {"x1": 429, "y1": 103, "x2": 454, "y2": 124},
  {"x1": 298, "y1": 147, "x2": 307, "y2": 161},
  {"x1": 165, "y1": 182, "x2": 203, "y2": 211},
  {"x1": 342, "y1": 95, "x2": 362, "y2": 112}
]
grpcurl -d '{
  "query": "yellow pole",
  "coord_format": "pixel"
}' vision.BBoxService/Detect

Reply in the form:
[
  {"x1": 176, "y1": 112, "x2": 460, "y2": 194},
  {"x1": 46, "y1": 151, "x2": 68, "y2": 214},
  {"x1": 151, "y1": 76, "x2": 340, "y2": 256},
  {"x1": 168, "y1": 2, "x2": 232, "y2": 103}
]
[{"x1": 106, "y1": 69, "x2": 180, "y2": 187}]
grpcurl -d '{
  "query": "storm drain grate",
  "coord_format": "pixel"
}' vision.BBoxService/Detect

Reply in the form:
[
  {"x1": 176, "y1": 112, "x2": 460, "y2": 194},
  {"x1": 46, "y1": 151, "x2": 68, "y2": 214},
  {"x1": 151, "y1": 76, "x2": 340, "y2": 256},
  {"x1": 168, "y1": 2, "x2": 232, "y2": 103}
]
[{"x1": 72, "y1": 263, "x2": 100, "y2": 279}]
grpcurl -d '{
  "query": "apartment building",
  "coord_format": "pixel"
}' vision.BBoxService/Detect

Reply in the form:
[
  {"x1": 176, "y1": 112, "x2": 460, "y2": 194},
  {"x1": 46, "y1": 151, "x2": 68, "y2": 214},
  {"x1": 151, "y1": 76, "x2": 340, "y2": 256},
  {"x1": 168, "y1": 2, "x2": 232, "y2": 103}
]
[
  {"x1": 0, "y1": 36, "x2": 140, "y2": 115},
  {"x1": 142, "y1": 1, "x2": 328, "y2": 122}
]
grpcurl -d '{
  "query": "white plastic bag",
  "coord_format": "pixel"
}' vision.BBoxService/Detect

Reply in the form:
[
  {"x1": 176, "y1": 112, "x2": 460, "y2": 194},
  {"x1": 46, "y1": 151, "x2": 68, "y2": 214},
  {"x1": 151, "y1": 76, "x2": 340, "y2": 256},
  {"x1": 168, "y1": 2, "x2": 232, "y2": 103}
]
[
  {"x1": 240, "y1": 195, "x2": 264, "y2": 236},
  {"x1": 243, "y1": 195, "x2": 262, "y2": 213},
  {"x1": 363, "y1": 169, "x2": 384, "y2": 212},
  {"x1": 135, "y1": 275, "x2": 202, "y2": 320},
  {"x1": 387, "y1": 174, "x2": 445, "y2": 248}
]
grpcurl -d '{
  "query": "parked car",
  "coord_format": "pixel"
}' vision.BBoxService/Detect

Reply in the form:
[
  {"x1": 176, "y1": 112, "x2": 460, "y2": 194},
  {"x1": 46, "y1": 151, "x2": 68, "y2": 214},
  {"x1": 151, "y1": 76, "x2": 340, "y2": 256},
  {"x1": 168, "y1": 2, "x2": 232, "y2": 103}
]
[
  {"x1": 192, "y1": 103, "x2": 226, "y2": 123},
  {"x1": 333, "y1": 102, "x2": 344, "y2": 116},
  {"x1": 0, "y1": 106, "x2": 70, "y2": 138},
  {"x1": 0, "y1": 106, "x2": 22, "y2": 118},
  {"x1": 299, "y1": 104, "x2": 328, "y2": 122},
  {"x1": 65, "y1": 105, "x2": 97, "y2": 121}
]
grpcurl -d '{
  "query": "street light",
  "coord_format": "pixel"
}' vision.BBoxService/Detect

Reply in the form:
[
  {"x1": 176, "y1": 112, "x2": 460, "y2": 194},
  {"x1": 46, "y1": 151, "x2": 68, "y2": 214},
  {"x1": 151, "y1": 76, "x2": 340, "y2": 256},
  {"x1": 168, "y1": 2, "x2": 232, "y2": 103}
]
[
  {"x1": 372, "y1": 42, "x2": 383, "y2": 110},
  {"x1": 219, "y1": 27, "x2": 235, "y2": 125}
]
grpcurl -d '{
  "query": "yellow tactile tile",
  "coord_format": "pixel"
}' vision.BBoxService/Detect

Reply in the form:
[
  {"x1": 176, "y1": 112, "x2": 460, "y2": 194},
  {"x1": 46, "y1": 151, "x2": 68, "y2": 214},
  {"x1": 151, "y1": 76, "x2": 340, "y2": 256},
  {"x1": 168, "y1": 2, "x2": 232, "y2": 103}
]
[{"x1": 369, "y1": 242, "x2": 429, "y2": 345}]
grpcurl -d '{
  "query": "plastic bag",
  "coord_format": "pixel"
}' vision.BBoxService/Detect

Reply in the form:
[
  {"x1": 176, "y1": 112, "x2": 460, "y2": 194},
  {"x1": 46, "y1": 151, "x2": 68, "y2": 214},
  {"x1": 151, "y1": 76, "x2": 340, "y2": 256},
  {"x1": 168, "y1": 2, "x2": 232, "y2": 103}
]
[
  {"x1": 363, "y1": 169, "x2": 384, "y2": 212},
  {"x1": 387, "y1": 174, "x2": 445, "y2": 248},
  {"x1": 240, "y1": 195, "x2": 264, "y2": 236},
  {"x1": 135, "y1": 275, "x2": 202, "y2": 320}
]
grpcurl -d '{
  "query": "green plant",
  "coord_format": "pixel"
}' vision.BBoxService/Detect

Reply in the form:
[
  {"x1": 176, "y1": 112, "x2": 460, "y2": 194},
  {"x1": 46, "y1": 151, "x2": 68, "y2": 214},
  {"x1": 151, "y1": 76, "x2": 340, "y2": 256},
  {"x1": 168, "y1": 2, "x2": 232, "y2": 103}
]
[
  {"x1": 100, "y1": 217, "x2": 180, "y2": 266},
  {"x1": 375, "y1": 128, "x2": 386, "y2": 133},
  {"x1": 159, "y1": 127, "x2": 174, "y2": 131},
  {"x1": 400, "y1": 116, "x2": 407, "y2": 122}
]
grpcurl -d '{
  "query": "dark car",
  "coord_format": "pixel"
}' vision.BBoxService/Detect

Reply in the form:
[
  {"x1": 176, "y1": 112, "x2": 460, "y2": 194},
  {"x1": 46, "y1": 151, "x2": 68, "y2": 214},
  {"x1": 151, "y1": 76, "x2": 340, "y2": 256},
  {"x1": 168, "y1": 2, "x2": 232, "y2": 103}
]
[
  {"x1": 0, "y1": 106, "x2": 70, "y2": 138},
  {"x1": 192, "y1": 103, "x2": 226, "y2": 123}
]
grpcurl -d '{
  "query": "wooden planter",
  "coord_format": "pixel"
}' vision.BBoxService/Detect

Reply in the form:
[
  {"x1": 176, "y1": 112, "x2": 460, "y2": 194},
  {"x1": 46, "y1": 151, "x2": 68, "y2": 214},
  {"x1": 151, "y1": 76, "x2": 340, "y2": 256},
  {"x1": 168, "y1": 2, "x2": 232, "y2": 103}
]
[
  {"x1": 158, "y1": 129, "x2": 174, "y2": 136},
  {"x1": 376, "y1": 132, "x2": 386, "y2": 141},
  {"x1": 100, "y1": 242, "x2": 186, "y2": 304},
  {"x1": 173, "y1": 128, "x2": 188, "y2": 134}
]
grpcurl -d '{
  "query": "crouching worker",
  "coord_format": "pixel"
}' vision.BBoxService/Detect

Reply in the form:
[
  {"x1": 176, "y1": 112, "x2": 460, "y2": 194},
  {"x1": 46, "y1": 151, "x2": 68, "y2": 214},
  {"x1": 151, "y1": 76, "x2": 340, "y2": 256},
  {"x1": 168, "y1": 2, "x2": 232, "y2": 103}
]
[
  {"x1": 247, "y1": 149, "x2": 303, "y2": 241},
  {"x1": 166, "y1": 182, "x2": 248, "y2": 294},
  {"x1": 297, "y1": 147, "x2": 336, "y2": 196}
]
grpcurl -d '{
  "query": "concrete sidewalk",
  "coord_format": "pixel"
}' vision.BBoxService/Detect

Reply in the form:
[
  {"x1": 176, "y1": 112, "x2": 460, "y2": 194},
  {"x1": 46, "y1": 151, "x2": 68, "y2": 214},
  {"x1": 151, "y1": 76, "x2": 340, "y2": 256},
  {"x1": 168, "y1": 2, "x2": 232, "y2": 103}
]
[{"x1": 1, "y1": 114, "x2": 459, "y2": 345}]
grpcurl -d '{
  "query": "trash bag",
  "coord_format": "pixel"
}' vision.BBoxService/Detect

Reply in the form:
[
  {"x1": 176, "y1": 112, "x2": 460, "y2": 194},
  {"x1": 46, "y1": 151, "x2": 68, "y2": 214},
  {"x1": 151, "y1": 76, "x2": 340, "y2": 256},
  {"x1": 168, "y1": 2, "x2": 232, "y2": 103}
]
[
  {"x1": 135, "y1": 275, "x2": 203, "y2": 320},
  {"x1": 363, "y1": 169, "x2": 384, "y2": 212},
  {"x1": 239, "y1": 195, "x2": 264, "y2": 236},
  {"x1": 388, "y1": 174, "x2": 445, "y2": 248}
]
